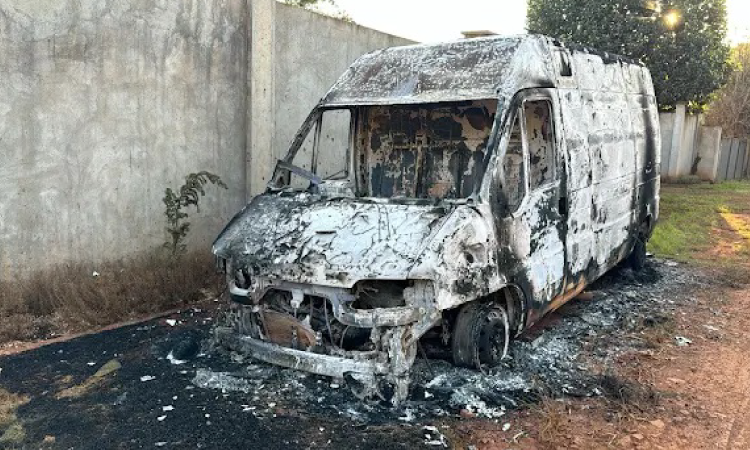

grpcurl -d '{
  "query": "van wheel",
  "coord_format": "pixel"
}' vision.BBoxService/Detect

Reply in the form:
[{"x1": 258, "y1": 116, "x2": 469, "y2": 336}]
[
  {"x1": 628, "y1": 235, "x2": 647, "y2": 271},
  {"x1": 452, "y1": 302, "x2": 510, "y2": 371}
]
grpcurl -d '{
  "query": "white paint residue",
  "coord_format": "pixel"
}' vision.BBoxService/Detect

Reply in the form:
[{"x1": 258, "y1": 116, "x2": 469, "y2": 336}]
[
  {"x1": 167, "y1": 351, "x2": 186, "y2": 365},
  {"x1": 192, "y1": 368, "x2": 255, "y2": 394},
  {"x1": 423, "y1": 426, "x2": 449, "y2": 447}
]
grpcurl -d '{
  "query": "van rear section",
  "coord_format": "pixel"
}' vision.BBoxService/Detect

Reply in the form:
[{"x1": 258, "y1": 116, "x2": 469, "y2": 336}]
[{"x1": 213, "y1": 34, "x2": 660, "y2": 404}]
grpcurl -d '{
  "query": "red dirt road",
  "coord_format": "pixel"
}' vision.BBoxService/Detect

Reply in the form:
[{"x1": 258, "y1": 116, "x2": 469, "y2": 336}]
[{"x1": 456, "y1": 279, "x2": 750, "y2": 450}]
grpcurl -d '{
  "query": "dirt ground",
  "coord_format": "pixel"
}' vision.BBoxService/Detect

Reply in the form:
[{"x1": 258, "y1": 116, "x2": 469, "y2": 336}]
[
  {"x1": 455, "y1": 271, "x2": 750, "y2": 450},
  {"x1": 0, "y1": 259, "x2": 748, "y2": 449}
]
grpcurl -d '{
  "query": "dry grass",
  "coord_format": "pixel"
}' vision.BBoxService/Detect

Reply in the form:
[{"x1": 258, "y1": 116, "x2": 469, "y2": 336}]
[
  {"x1": 598, "y1": 373, "x2": 660, "y2": 415},
  {"x1": 0, "y1": 388, "x2": 29, "y2": 446},
  {"x1": 639, "y1": 314, "x2": 678, "y2": 348},
  {"x1": 0, "y1": 389, "x2": 28, "y2": 429},
  {"x1": 56, "y1": 359, "x2": 122, "y2": 399},
  {"x1": 537, "y1": 397, "x2": 569, "y2": 445},
  {"x1": 0, "y1": 250, "x2": 221, "y2": 345}
]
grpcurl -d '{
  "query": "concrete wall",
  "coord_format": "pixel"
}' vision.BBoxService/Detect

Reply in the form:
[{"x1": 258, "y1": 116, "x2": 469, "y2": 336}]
[
  {"x1": 661, "y1": 105, "x2": 701, "y2": 178},
  {"x1": 0, "y1": 0, "x2": 410, "y2": 277},
  {"x1": 246, "y1": 0, "x2": 414, "y2": 194},
  {"x1": 659, "y1": 112, "x2": 675, "y2": 175},
  {"x1": 660, "y1": 106, "x2": 725, "y2": 181},
  {"x1": 679, "y1": 113, "x2": 700, "y2": 176},
  {"x1": 0, "y1": 0, "x2": 249, "y2": 278},
  {"x1": 696, "y1": 127, "x2": 723, "y2": 180}
]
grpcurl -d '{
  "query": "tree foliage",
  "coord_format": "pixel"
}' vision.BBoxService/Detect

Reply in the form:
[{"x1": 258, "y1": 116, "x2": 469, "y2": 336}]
[
  {"x1": 163, "y1": 172, "x2": 227, "y2": 257},
  {"x1": 284, "y1": 0, "x2": 323, "y2": 7},
  {"x1": 704, "y1": 44, "x2": 750, "y2": 137},
  {"x1": 284, "y1": 0, "x2": 352, "y2": 22},
  {"x1": 527, "y1": 0, "x2": 732, "y2": 110}
]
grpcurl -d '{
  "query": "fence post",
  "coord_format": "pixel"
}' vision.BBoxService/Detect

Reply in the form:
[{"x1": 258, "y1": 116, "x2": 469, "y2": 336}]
[{"x1": 717, "y1": 139, "x2": 729, "y2": 181}]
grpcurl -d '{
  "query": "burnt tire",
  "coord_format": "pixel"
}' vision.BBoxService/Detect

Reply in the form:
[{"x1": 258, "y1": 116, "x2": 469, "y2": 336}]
[
  {"x1": 451, "y1": 301, "x2": 510, "y2": 371},
  {"x1": 628, "y1": 235, "x2": 647, "y2": 272}
]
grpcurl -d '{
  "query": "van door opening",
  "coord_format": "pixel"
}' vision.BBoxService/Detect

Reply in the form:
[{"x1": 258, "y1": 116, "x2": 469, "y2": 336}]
[{"x1": 500, "y1": 93, "x2": 568, "y2": 321}]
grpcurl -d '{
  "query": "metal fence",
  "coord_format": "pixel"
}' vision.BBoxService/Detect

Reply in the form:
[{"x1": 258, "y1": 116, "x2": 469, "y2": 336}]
[{"x1": 717, "y1": 138, "x2": 749, "y2": 181}]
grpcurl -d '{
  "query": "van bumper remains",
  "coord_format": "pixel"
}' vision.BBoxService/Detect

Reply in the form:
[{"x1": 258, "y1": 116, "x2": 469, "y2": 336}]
[
  {"x1": 214, "y1": 327, "x2": 390, "y2": 378},
  {"x1": 215, "y1": 279, "x2": 440, "y2": 404}
]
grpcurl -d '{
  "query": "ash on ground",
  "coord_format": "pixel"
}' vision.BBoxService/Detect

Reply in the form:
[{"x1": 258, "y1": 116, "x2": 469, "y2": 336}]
[{"x1": 189, "y1": 260, "x2": 703, "y2": 423}]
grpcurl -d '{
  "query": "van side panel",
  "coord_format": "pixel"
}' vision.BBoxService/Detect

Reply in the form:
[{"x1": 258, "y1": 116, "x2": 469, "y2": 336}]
[
  {"x1": 630, "y1": 67, "x2": 661, "y2": 237},
  {"x1": 556, "y1": 89, "x2": 595, "y2": 285},
  {"x1": 591, "y1": 87, "x2": 637, "y2": 276},
  {"x1": 557, "y1": 50, "x2": 659, "y2": 285}
]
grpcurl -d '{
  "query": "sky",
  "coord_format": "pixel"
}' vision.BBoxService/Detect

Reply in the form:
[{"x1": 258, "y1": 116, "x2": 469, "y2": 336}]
[{"x1": 329, "y1": 0, "x2": 750, "y2": 45}]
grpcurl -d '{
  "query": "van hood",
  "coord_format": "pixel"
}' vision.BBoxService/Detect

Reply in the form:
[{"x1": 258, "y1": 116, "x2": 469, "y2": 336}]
[{"x1": 212, "y1": 194, "x2": 452, "y2": 287}]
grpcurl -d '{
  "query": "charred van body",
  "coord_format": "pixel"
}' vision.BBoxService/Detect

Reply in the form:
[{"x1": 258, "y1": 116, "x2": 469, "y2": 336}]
[{"x1": 213, "y1": 35, "x2": 661, "y2": 404}]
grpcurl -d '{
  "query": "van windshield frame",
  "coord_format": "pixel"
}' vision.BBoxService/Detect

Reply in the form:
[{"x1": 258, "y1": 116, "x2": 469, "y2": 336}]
[{"x1": 275, "y1": 101, "x2": 503, "y2": 201}]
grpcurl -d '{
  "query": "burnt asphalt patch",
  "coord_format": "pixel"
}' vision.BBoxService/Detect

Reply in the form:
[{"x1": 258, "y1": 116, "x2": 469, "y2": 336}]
[{"x1": 0, "y1": 260, "x2": 701, "y2": 448}]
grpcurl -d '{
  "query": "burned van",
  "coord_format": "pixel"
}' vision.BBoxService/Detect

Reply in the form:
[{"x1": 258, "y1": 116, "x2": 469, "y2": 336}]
[{"x1": 213, "y1": 35, "x2": 660, "y2": 404}]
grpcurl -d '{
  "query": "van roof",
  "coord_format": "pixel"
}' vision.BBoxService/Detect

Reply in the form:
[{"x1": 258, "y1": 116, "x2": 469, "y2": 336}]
[{"x1": 322, "y1": 34, "x2": 644, "y2": 107}]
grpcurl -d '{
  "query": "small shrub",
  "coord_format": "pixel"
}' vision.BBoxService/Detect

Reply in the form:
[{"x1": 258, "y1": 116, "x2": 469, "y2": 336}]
[{"x1": 163, "y1": 172, "x2": 227, "y2": 257}]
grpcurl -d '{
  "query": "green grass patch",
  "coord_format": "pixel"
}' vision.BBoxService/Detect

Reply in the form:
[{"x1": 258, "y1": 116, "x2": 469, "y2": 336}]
[{"x1": 649, "y1": 180, "x2": 750, "y2": 266}]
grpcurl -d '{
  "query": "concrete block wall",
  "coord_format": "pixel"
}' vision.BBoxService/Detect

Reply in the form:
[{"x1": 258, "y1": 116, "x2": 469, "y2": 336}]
[{"x1": 0, "y1": 0, "x2": 411, "y2": 277}]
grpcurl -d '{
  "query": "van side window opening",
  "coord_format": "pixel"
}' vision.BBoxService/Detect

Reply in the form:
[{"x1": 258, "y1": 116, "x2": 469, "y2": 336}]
[
  {"x1": 315, "y1": 109, "x2": 351, "y2": 180},
  {"x1": 502, "y1": 113, "x2": 526, "y2": 211},
  {"x1": 288, "y1": 119, "x2": 316, "y2": 190},
  {"x1": 363, "y1": 100, "x2": 497, "y2": 200},
  {"x1": 523, "y1": 100, "x2": 556, "y2": 189},
  {"x1": 285, "y1": 109, "x2": 352, "y2": 189}
]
